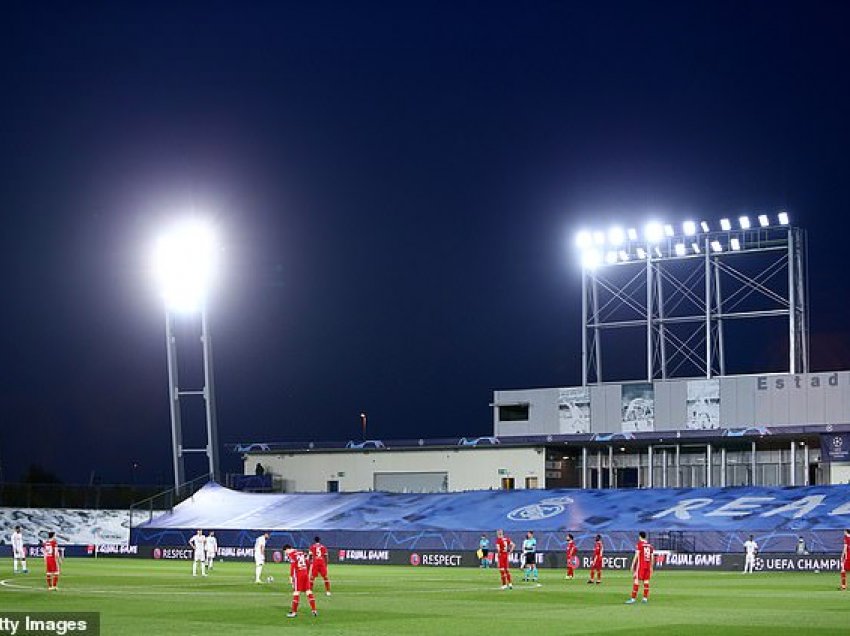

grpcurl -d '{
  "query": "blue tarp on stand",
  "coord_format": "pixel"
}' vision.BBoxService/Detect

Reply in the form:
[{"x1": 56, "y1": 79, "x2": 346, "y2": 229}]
[{"x1": 130, "y1": 483, "x2": 850, "y2": 552}]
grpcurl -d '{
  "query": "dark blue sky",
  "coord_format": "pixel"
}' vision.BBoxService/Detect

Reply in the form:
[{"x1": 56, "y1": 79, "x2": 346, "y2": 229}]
[{"x1": 1, "y1": 1, "x2": 849, "y2": 484}]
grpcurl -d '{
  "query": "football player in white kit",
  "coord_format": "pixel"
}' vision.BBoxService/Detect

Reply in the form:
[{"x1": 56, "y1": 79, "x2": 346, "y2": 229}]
[
  {"x1": 205, "y1": 531, "x2": 218, "y2": 571},
  {"x1": 189, "y1": 529, "x2": 207, "y2": 577},
  {"x1": 11, "y1": 526, "x2": 28, "y2": 574},
  {"x1": 254, "y1": 532, "x2": 269, "y2": 583},
  {"x1": 743, "y1": 535, "x2": 758, "y2": 574}
]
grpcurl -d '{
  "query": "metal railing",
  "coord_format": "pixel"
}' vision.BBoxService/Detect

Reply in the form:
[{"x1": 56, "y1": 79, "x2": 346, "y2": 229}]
[{"x1": 129, "y1": 473, "x2": 212, "y2": 528}]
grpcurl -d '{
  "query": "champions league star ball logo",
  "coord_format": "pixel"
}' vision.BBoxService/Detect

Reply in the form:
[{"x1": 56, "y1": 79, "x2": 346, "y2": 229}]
[
  {"x1": 832, "y1": 436, "x2": 844, "y2": 451},
  {"x1": 507, "y1": 496, "x2": 575, "y2": 521}
]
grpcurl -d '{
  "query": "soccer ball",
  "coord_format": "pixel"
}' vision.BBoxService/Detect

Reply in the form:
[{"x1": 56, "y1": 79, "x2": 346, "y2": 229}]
[{"x1": 266, "y1": 576, "x2": 274, "y2": 583}]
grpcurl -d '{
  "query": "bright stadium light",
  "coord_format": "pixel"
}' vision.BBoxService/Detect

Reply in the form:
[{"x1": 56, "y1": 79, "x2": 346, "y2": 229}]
[
  {"x1": 627, "y1": 228, "x2": 638, "y2": 241},
  {"x1": 691, "y1": 242, "x2": 701, "y2": 254},
  {"x1": 683, "y1": 221, "x2": 697, "y2": 236},
  {"x1": 653, "y1": 246, "x2": 662, "y2": 258},
  {"x1": 605, "y1": 251, "x2": 619, "y2": 265},
  {"x1": 664, "y1": 224, "x2": 675, "y2": 237},
  {"x1": 644, "y1": 222, "x2": 664, "y2": 244},
  {"x1": 618, "y1": 250, "x2": 630, "y2": 262},
  {"x1": 758, "y1": 214, "x2": 770, "y2": 227},
  {"x1": 636, "y1": 247, "x2": 647, "y2": 260},
  {"x1": 582, "y1": 249, "x2": 601, "y2": 269},
  {"x1": 674, "y1": 243, "x2": 686, "y2": 256},
  {"x1": 153, "y1": 220, "x2": 218, "y2": 314},
  {"x1": 152, "y1": 218, "x2": 222, "y2": 491},
  {"x1": 731, "y1": 237, "x2": 741, "y2": 251},
  {"x1": 575, "y1": 230, "x2": 593, "y2": 249},
  {"x1": 593, "y1": 231, "x2": 606, "y2": 246},
  {"x1": 720, "y1": 218, "x2": 732, "y2": 231},
  {"x1": 778, "y1": 211, "x2": 790, "y2": 225},
  {"x1": 608, "y1": 227, "x2": 625, "y2": 246},
  {"x1": 711, "y1": 240, "x2": 723, "y2": 252},
  {"x1": 739, "y1": 216, "x2": 751, "y2": 230},
  {"x1": 700, "y1": 221, "x2": 710, "y2": 232}
]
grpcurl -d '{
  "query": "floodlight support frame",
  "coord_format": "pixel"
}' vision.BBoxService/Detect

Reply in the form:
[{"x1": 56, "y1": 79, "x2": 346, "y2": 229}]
[
  {"x1": 164, "y1": 307, "x2": 220, "y2": 491},
  {"x1": 580, "y1": 226, "x2": 808, "y2": 384}
]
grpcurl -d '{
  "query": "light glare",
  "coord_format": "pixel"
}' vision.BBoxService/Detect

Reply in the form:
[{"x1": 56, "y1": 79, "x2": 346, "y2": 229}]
[
  {"x1": 778, "y1": 211, "x2": 790, "y2": 225},
  {"x1": 674, "y1": 243, "x2": 686, "y2": 256},
  {"x1": 731, "y1": 237, "x2": 741, "y2": 251},
  {"x1": 627, "y1": 228, "x2": 638, "y2": 241},
  {"x1": 644, "y1": 222, "x2": 664, "y2": 243},
  {"x1": 664, "y1": 224, "x2": 675, "y2": 237},
  {"x1": 700, "y1": 221, "x2": 710, "y2": 232},
  {"x1": 593, "y1": 231, "x2": 606, "y2": 246},
  {"x1": 154, "y1": 220, "x2": 218, "y2": 314},
  {"x1": 720, "y1": 218, "x2": 732, "y2": 231},
  {"x1": 605, "y1": 251, "x2": 619, "y2": 265},
  {"x1": 636, "y1": 247, "x2": 647, "y2": 259},
  {"x1": 582, "y1": 249, "x2": 601, "y2": 270},
  {"x1": 710, "y1": 240, "x2": 722, "y2": 252},
  {"x1": 739, "y1": 216, "x2": 751, "y2": 230},
  {"x1": 575, "y1": 231, "x2": 593, "y2": 249},
  {"x1": 691, "y1": 242, "x2": 701, "y2": 254},
  {"x1": 758, "y1": 214, "x2": 769, "y2": 227},
  {"x1": 608, "y1": 227, "x2": 625, "y2": 246},
  {"x1": 683, "y1": 221, "x2": 696, "y2": 236}
]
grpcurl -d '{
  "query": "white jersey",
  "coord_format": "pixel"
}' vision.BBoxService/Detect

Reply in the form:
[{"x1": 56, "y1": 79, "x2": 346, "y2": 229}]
[
  {"x1": 11, "y1": 531, "x2": 25, "y2": 558},
  {"x1": 744, "y1": 540, "x2": 758, "y2": 557},
  {"x1": 205, "y1": 536, "x2": 218, "y2": 556},
  {"x1": 189, "y1": 534, "x2": 206, "y2": 560},
  {"x1": 254, "y1": 535, "x2": 266, "y2": 564}
]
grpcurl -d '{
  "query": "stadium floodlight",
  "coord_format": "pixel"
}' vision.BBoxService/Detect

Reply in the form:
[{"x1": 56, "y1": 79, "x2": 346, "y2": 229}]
[
  {"x1": 739, "y1": 216, "x2": 751, "y2": 230},
  {"x1": 664, "y1": 224, "x2": 675, "y2": 237},
  {"x1": 608, "y1": 227, "x2": 625, "y2": 246},
  {"x1": 720, "y1": 218, "x2": 732, "y2": 231},
  {"x1": 627, "y1": 228, "x2": 638, "y2": 241},
  {"x1": 636, "y1": 247, "x2": 647, "y2": 260},
  {"x1": 700, "y1": 221, "x2": 710, "y2": 232},
  {"x1": 710, "y1": 240, "x2": 723, "y2": 252},
  {"x1": 683, "y1": 220, "x2": 697, "y2": 236},
  {"x1": 618, "y1": 250, "x2": 629, "y2": 262},
  {"x1": 730, "y1": 237, "x2": 741, "y2": 251},
  {"x1": 674, "y1": 243, "x2": 686, "y2": 256},
  {"x1": 758, "y1": 214, "x2": 770, "y2": 227},
  {"x1": 575, "y1": 230, "x2": 593, "y2": 249},
  {"x1": 153, "y1": 220, "x2": 218, "y2": 314},
  {"x1": 644, "y1": 222, "x2": 664, "y2": 243},
  {"x1": 582, "y1": 249, "x2": 601, "y2": 269},
  {"x1": 605, "y1": 251, "x2": 619, "y2": 265},
  {"x1": 593, "y1": 231, "x2": 606, "y2": 246},
  {"x1": 691, "y1": 242, "x2": 701, "y2": 254},
  {"x1": 653, "y1": 246, "x2": 662, "y2": 258},
  {"x1": 778, "y1": 211, "x2": 790, "y2": 225}
]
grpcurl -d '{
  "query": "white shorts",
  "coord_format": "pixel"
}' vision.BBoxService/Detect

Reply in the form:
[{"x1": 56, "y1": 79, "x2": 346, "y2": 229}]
[
  {"x1": 13, "y1": 547, "x2": 25, "y2": 559},
  {"x1": 254, "y1": 557, "x2": 265, "y2": 566},
  {"x1": 206, "y1": 551, "x2": 216, "y2": 559},
  {"x1": 194, "y1": 551, "x2": 205, "y2": 562}
]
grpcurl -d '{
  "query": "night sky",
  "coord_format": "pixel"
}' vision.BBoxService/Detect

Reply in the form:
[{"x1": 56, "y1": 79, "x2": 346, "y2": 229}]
[{"x1": 1, "y1": 1, "x2": 849, "y2": 484}]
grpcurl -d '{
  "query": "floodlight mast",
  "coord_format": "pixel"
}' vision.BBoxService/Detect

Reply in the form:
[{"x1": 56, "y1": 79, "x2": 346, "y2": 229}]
[
  {"x1": 576, "y1": 214, "x2": 808, "y2": 385},
  {"x1": 155, "y1": 221, "x2": 221, "y2": 491}
]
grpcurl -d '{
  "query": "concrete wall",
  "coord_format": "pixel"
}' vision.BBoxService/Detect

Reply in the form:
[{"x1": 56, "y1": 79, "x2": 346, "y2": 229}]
[
  {"x1": 248, "y1": 447, "x2": 547, "y2": 493},
  {"x1": 494, "y1": 371, "x2": 850, "y2": 436}
]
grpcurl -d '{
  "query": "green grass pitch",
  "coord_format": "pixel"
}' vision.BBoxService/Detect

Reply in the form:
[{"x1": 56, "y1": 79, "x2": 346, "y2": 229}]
[{"x1": 1, "y1": 559, "x2": 848, "y2": 635}]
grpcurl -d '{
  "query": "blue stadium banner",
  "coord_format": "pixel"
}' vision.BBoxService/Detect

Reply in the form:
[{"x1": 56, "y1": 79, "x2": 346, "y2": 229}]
[{"x1": 821, "y1": 433, "x2": 850, "y2": 462}]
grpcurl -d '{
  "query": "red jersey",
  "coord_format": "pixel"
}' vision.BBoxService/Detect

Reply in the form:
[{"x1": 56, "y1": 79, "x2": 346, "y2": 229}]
[
  {"x1": 566, "y1": 540, "x2": 577, "y2": 559},
  {"x1": 496, "y1": 536, "x2": 513, "y2": 554},
  {"x1": 43, "y1": 538, "x2": 58, "y2": 560},
  {"x1": 593, "y1": 539, "x2": 603, "y2": 558},
  {"x1": 288, "y1": 550, "x2": 310, "y2": 576},
  {"x1": 636, "y1": 539, "x2": 653, "y2": 568},
  {"x1": 843, "y1": 535, "x2": 850, "y2": 558},
  {"x1": 309, "y1": 542, "x2": 328, "y2": 563}
]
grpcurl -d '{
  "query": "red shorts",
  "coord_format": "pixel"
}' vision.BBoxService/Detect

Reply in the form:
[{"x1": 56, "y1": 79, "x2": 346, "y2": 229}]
[
  {"x1": 497, "y1": 554, "x2": 509, "y2": 570},
  {"x1": 635, "y1": 565, "x2": 652, "y2": 581},
  {"x1": 590, "y1": 557, "x2": 602, "y2": 570},
  {"x1": 45, "y1": 558, "x2": 59, "y2": 574},
  {"x1": 843, "y1": 558, "x2": 850, "y2": 573},
  {"x1": 567, "y1": 556, "x2": 579, "y2": 569},
  {"x1": 311, "y1": 561, "x2": 328, "y2": 579},
  {"x1": 292, "y1": 571, "x2": 311, "y2": 593}
]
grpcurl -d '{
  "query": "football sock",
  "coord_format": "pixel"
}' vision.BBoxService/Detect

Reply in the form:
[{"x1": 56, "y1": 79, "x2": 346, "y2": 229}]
[
  {"x1": 193, "y1": 561, "x2": 198, "y2": 576},
  {"x1": 325, "y1": 579, "x2": 331, "y2": 592},
  {"x1": 842, "y1": 572, "x2": 846, "y2": 587},
  {"x1": 308, "y1": 592, "x2": 316, "y2": 611},
  {"x1": 506, "y1": 571, "x2": 512, "y2": 584},
  {"x1": 631, "y1": 583, "x2": 639, "y2": 599},
  {"x1": 255, "y1": 565, "x2": 263, "y2": 582},
  {"x1": 291, "y1": 594, "x2": 299, "y2": 614},
  {"x1": 643, "y1": 582, "x2": 650, "y2": 599}
]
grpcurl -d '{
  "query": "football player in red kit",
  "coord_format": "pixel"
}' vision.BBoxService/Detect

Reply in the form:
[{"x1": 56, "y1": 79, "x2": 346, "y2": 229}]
[
  {"x1": 587, "y1": 534, "x2": 603, "y2": 584},
  {"x1": 309, "y1": 536, "x2": 331, "y2": 596},
  {"x1": 840, "y1": 528, "x2": 850, "y2": 590},
  {"x1": 565, "y1": 533, "x2": 578, "y2": 579},
  {"x1": 626, "y1": 531, "x2": 653, "y2": 604},
  {"x1": 283, "y1": 545, "x2": 317, "y2": 618},
  {"x1": 495, "y1": 529, "x2": 515, "y2": 590},
  {"x1": 43, "y1": 531, "x2": 61, "y2": 591}
]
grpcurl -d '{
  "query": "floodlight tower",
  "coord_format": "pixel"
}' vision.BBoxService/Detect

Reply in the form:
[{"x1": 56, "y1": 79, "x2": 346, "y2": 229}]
[
  {"x1": 153, "y1": 220, "x2": 221, "y2": 490},
  {"x1": 575, "y1": 213, "x2": 808, "y2": 384}
]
